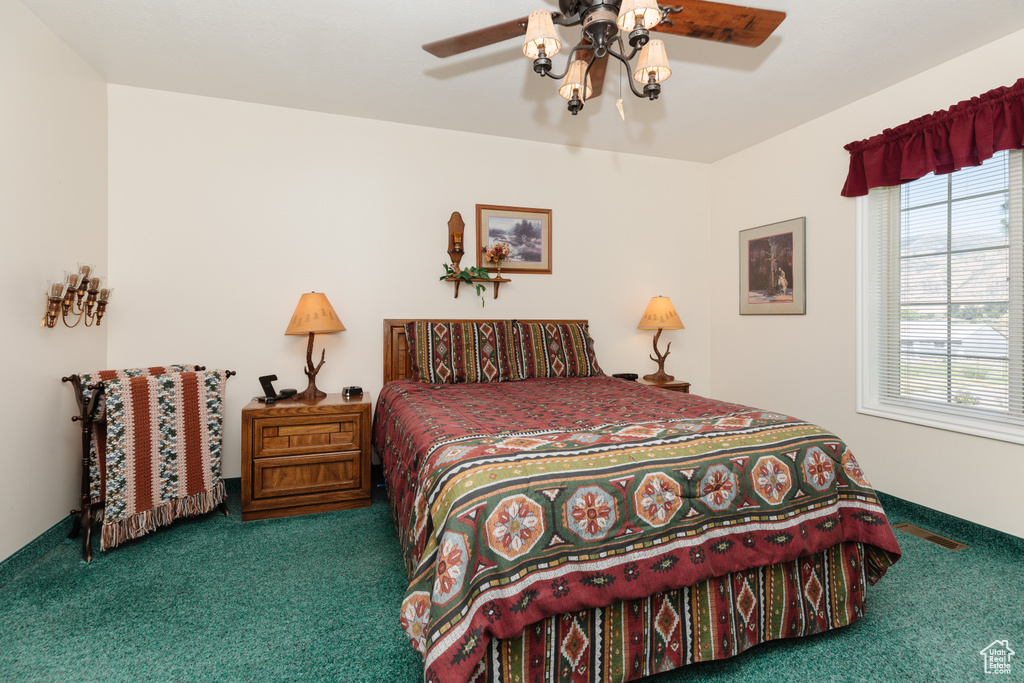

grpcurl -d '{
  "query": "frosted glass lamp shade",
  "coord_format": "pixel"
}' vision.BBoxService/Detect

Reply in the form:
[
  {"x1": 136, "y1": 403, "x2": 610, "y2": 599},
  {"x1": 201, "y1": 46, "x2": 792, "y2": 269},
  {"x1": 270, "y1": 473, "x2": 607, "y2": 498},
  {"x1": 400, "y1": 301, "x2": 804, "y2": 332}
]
[
  {"x1": 559, "y1": 59, "x2": 593, "y2": 101},
  {"x1": 633, "y1": 39, "x2": 671, "y2": 83},
  {"x1": 285, "y1": 292, "x2": 346, "y2": 335},
  {"x1": 637, "y1": 296, "x2": 684, "y2": 330},
  {"x1": 617, "y1": 0, "x2": 662, "y2": 31},
  {"x1": 523, "y1": 9, "x2": 562, "y2": 59}
]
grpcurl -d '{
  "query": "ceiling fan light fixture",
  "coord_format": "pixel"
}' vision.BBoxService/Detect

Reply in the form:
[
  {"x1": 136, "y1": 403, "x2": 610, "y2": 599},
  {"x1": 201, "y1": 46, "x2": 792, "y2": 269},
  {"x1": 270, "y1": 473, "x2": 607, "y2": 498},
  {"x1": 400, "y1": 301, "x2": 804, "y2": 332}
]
[
  {"x1": 424, "y1": 2, "x2": 787, "y2": 117},
  {"x1": 633, "y1": 39, "x2": 671, "y2": 84},
  {"x1": 523, "y1": 9, "x2": 562, "y2": 59},
  {"x1": 558, "y1": 59, "x2": 593, "y2": 102},
  {"x1": 616, "y1": 0, "x2": 662, "y2": 32}
]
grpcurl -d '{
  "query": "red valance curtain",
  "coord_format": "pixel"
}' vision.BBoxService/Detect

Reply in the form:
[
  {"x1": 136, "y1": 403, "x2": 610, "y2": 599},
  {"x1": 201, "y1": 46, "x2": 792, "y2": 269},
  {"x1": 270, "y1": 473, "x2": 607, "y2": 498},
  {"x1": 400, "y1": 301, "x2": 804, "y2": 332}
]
[{"x1": 841, "y1": 77, "x2": 1024, "y2": 197}]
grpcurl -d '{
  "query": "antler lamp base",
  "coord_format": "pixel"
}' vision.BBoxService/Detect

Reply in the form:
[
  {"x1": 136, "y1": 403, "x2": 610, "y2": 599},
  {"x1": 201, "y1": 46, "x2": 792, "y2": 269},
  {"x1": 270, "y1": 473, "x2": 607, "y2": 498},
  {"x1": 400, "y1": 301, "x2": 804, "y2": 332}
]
[
  {"x1": 293, "y1": 331, "x2": 327, "y2": 401},
  {"x1": 643, "y1": 327, "x2": 675, "y2": 382}
]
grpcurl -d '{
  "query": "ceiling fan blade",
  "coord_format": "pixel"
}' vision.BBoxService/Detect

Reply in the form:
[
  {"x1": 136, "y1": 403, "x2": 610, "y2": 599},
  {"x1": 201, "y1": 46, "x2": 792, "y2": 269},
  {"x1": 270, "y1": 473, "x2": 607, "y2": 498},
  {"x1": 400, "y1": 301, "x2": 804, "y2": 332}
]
[
  {"x1": 423, "y1": 16, "x2": 531, "y2": 58},
  {"x1": 589, "y1": 56, "x2": 608, "y2": 99},
  {"x1": 653, "y1": 0, "x2": 785, "y2": 48},
  {"x1": 579, "y1": 51, "x2": 609, "y2": 99}
]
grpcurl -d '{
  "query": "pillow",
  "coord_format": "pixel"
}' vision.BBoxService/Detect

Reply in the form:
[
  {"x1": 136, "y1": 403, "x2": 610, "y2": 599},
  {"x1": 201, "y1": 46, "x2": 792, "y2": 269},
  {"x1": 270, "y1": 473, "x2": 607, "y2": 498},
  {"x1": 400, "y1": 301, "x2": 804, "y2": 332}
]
[
  {"x1": 512, "y1": 321, "x2": 603, "y2": 379},
  {"x1": 404, "y1": 321, "x2": 516, "y2": 383}
]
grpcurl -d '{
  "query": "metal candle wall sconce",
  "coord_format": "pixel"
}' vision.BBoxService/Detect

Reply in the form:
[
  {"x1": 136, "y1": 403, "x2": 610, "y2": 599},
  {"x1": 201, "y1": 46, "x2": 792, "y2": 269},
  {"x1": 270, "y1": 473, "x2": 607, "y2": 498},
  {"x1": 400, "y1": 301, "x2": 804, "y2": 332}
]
[{"x1": 42, "y1": 263, "x2": 113, "y2": 328}]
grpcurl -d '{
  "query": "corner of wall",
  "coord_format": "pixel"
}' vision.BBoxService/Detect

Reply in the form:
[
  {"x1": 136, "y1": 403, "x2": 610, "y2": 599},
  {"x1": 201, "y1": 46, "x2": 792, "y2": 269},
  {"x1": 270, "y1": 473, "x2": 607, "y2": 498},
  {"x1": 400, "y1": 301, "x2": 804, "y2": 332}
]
[{"x1": 0, "y1": 0, "x2": 109, "y2": 562}]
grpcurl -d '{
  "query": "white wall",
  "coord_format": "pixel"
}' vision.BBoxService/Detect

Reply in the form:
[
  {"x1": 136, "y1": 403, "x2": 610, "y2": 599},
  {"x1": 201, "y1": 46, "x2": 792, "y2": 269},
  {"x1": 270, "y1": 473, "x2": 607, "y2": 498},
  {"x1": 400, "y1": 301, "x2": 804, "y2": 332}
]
[
  {"x1": 0, "y1": 0, "x2": 107, "y2": 561},
  {"x1": 708, "y1": 29, "x2": 1024, "y2": 537},
  {"x1": 106, "y1": 86, "x2": 713, "y2": 480},
  {"x1": 6, "y1": 10, "x2": 1021, "y2": 567}
]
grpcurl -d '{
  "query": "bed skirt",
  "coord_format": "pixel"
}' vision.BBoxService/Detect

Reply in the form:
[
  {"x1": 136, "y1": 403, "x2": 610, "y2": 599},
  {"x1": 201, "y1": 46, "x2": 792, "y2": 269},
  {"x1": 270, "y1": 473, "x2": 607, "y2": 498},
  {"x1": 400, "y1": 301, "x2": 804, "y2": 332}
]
[{"x1": 468, "y1": 540, "x2": 888, "y2": 683}]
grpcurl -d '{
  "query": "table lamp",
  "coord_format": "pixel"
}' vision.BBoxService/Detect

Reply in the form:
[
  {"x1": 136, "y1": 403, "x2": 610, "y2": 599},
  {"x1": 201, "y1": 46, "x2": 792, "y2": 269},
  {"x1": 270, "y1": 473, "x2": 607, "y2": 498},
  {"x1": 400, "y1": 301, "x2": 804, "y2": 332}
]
[
  {"x1": 285, "y1": 292, "x2": 346, "y2": 401},
  {"x1": 637, "y1": 296, "x2": 684, "y2": 382}
]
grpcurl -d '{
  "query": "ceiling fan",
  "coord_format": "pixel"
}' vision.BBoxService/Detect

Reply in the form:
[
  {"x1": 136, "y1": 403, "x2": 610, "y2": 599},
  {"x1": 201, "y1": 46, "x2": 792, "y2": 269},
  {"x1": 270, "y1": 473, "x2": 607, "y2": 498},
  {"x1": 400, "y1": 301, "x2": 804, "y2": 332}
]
[{"x1": 423, "y1": 0, "x2": 785, "y2": 115}]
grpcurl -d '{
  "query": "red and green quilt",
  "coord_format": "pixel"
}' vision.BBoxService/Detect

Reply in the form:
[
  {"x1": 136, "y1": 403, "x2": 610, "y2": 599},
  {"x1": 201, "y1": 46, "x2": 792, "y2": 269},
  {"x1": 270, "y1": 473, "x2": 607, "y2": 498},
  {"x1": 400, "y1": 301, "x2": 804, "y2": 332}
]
[{"x1": 372, "y1": 377, "x2": 901, "y2": 683}]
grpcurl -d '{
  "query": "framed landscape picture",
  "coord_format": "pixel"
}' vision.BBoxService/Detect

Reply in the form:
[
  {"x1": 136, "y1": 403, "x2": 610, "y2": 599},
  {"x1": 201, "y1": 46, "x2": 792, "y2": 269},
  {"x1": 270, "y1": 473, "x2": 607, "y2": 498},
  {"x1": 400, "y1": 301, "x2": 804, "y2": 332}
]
[
  {"x1": 739, "y1": 217, "x2": 806, "y2": 315},
  {"x1": 475, "y1": 204, "x2": 552, "y2": 274}
]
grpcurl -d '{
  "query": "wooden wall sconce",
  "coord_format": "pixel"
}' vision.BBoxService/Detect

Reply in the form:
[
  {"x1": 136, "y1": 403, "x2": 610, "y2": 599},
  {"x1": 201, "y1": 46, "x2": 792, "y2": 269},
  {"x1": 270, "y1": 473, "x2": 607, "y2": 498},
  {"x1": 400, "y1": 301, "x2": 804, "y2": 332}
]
[
  {"x1": 447, "y1": 212, "x2": 465, "y2": 273},
  {"x1": 442, "y1": 211, "x2": 509, "y2": 300}
]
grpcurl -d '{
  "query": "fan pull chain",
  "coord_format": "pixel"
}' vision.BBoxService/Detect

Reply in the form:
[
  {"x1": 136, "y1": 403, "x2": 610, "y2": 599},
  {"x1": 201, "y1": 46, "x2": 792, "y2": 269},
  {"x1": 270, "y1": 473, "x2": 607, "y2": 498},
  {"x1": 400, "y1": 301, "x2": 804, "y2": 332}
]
[{"x1": 616, "y1": 59, "x2": 625, "y2": 120}]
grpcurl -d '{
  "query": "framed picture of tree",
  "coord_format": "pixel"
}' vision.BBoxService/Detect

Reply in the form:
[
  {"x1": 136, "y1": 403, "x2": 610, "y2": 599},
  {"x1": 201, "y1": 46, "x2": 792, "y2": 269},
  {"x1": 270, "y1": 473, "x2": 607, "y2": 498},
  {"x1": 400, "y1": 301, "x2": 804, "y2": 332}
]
[
  {"x1": 739, "y1": 217, "x2": 806, "y2": 315},
  {"x1": 475, "y1": 204, "x2": 552, "y2": 274}
]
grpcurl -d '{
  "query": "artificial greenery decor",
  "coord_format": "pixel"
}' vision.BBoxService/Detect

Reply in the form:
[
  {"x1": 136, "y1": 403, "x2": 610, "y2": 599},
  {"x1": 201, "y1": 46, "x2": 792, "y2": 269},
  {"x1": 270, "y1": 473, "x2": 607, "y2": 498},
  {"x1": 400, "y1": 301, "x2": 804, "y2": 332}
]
[{"x1": 440, "y1": 263, "x2": 492, "y2": 307}]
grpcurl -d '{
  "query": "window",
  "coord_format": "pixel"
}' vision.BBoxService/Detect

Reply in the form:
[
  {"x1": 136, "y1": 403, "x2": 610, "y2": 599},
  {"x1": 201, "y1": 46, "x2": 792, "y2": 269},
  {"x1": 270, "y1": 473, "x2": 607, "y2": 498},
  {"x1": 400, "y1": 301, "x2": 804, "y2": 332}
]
[{"x1": 859, "y1": 149, "x2": 1024, "y2": 443}]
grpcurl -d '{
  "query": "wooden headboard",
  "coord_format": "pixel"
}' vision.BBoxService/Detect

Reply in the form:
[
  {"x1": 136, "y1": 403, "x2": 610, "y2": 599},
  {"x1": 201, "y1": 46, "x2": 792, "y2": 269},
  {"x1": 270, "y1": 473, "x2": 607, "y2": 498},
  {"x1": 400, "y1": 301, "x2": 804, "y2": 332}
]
[{"x1": 383, "y1": 318, "x2": 589, "y2": 385}]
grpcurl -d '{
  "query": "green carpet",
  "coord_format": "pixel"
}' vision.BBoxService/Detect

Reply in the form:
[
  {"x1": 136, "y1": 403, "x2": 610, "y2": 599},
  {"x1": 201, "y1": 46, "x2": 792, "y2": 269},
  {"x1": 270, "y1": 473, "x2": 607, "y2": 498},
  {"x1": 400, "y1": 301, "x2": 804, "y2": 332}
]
[{"x1": 0, "y1": 481, "x2": 1020, "y2": 682}]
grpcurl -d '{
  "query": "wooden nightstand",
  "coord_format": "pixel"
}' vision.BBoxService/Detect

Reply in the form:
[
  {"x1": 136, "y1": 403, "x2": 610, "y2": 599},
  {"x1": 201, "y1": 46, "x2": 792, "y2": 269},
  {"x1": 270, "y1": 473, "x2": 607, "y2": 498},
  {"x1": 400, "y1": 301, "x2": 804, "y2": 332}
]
[
  {"x1": 241, "y1": 394, "x2": 371, "y2": 521},
  {"x1": 636, "y1": 378, "x2": 691, "y2": 393}
]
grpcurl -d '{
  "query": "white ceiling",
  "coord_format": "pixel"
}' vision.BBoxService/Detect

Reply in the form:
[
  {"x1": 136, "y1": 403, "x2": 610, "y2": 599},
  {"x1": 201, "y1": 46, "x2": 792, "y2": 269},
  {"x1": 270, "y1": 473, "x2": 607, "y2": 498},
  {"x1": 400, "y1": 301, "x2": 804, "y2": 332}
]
[{"x1": 20, "y1": 0, "x2": 1024, "y2": 163}]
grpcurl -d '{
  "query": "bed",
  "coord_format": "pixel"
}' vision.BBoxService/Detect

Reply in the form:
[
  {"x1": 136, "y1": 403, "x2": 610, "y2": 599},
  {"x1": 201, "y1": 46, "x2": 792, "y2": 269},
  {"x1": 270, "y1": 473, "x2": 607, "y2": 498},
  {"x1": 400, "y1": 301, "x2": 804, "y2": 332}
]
[{"x1": 372, "y1": 318, "x2": 901, "y2": 683}]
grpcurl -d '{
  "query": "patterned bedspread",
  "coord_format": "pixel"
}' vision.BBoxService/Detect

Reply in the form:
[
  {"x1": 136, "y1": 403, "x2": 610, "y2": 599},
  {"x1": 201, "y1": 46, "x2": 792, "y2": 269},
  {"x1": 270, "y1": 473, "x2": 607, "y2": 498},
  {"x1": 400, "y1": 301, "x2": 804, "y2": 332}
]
[{"x1": 371, "y1": 377, "x2": 901, "y2": 683}]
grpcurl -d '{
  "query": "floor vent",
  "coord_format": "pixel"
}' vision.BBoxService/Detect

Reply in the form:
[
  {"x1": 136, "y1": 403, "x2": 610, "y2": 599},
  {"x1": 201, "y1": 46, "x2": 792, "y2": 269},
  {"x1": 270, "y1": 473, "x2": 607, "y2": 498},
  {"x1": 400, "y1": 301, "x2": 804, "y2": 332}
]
[{"x1": 891, "y1": 523, "x2": 969, "y2": 551}]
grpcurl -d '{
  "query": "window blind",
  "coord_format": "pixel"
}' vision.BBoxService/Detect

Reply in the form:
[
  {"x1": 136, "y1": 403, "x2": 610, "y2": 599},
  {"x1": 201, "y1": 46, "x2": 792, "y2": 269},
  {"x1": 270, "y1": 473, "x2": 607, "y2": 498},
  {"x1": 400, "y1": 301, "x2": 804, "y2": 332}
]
[{"x1": 865, "y1": 149, "x2": 1024, "y2": 433}]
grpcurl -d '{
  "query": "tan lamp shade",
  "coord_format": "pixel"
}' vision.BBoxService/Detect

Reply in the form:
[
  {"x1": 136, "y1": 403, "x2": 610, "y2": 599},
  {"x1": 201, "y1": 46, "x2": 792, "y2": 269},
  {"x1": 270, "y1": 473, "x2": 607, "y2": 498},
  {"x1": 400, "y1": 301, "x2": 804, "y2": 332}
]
[
  {"x1": 634, "y1": 39, "x2": 671, "y2": 84},
  {"x1": 285, "y1": 292, "x2": 346, "y2": 335},
  {"x1": 637, "y1": 296, "x2": 684, "y2": 330},
  {"x1": 617, "y1": 0, "x2": 662, "y2": 31},
  {"x1": 559, "y1": 59, "x2": 593, "y2": 101},
  {"x1": 523, "y1": 9, "x2": 562, "y2": 59}
]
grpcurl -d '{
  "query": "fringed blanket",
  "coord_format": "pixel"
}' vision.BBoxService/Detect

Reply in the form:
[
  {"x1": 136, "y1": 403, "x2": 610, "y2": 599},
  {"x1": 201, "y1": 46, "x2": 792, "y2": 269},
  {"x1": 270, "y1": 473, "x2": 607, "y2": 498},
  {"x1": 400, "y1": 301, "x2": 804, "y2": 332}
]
[
  {"x1": 77, "y1": 365, "x2": 198, "y2": 502},
  {"x1": 81, "y1": 368, "x2": 228, "y2": 550}
]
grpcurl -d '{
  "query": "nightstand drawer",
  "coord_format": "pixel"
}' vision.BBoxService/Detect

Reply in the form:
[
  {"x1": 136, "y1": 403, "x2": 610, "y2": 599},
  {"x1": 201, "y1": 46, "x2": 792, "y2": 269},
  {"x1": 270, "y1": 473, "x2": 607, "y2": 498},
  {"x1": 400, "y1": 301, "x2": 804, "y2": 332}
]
[
  {"x1": 252, "y1": 451, "x2": 361, "y2": 500},
  {"x1": 254, "y1": 414, "x2": 360, "y2": 458}
]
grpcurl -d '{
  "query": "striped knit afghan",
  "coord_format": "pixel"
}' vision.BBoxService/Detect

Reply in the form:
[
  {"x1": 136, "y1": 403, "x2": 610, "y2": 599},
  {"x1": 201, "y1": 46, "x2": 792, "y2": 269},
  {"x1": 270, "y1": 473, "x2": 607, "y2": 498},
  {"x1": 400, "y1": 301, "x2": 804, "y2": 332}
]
[
  {"x1": 77, "y1": 365, "x2": 198, "y2": 502},
  {"x1": 99, "y1": 369, "x2": 228, "y2": 550}
]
